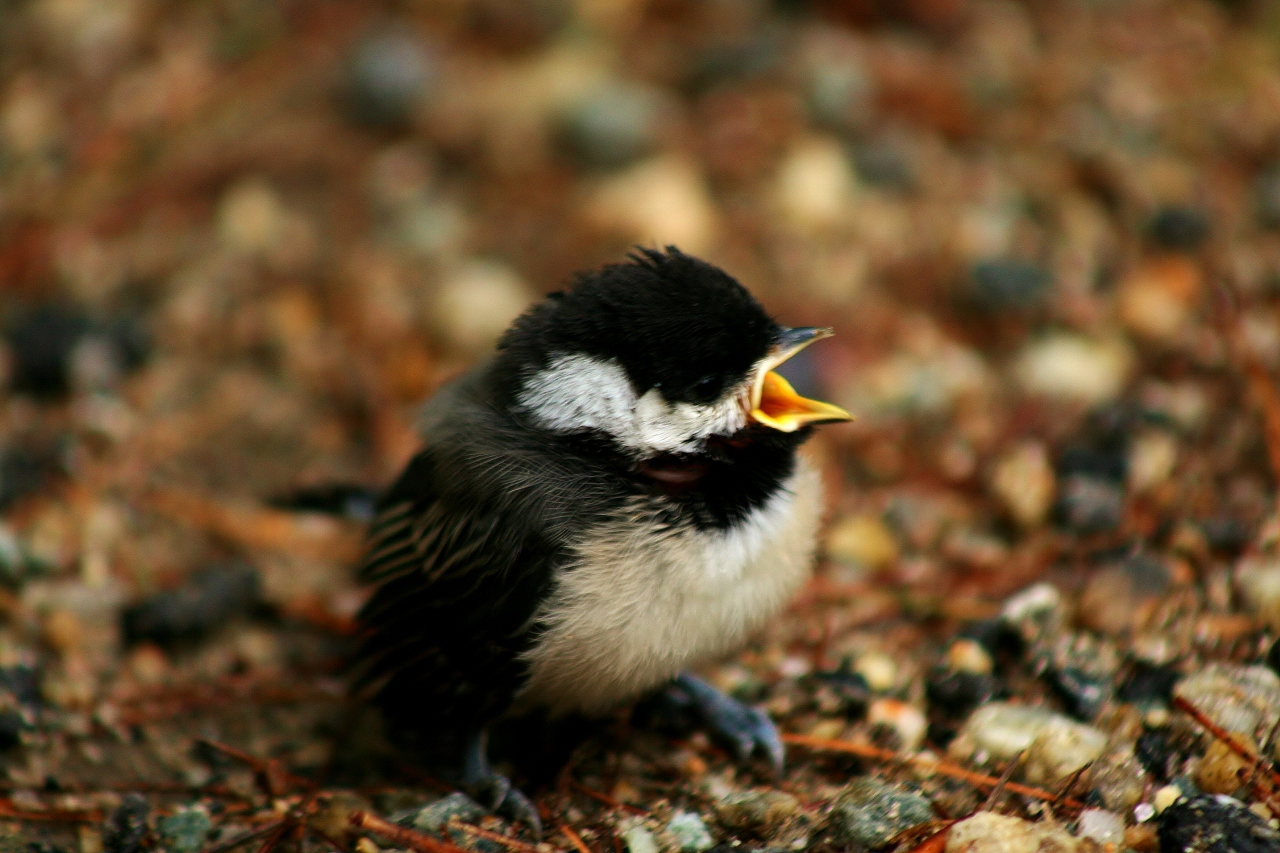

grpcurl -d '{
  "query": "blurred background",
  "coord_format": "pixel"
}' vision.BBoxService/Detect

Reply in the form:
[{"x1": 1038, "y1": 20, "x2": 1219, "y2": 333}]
[{"x1": 2, "y1": 0, "x2": 1280, "y2": 848}]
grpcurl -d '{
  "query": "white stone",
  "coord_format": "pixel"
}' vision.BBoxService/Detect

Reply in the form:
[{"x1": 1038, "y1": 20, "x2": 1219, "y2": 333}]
[
  {"x1": 775, "y1": 136, "x2": 856, "y2": 232},
  {"x1": 946, "y1": 811, "x2": 1076, "y2": 853},
  {"x1": 1235, "y1": 556, "x2": 1280, "y2": 630},
  {"x1": 1127, "y1": 429, "x2": 1178, "y2": 492},
  {"x1": 1075, "y1": 809, "x2": 1124, "y2": 845},
  {"x1": 587, "y1": 156, "x2": 718, "y2": 255},
  {"x1": 431, "y1": 260, "x2": 533, "y2": 354},
  {"x1": 1013, "y1": 334, "x2": 1133, "y2": 404}
]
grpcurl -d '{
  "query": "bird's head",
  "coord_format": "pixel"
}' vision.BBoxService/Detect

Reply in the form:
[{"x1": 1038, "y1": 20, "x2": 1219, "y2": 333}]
[{"x1": 495, "y1": 247, "x2": 851, "y2": 459}]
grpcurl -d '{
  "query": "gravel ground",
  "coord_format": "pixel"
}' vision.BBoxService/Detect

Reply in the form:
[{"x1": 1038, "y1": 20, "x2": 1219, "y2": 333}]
[{"x1": 3, "y1": 1, "x2": 1280, "y2": 852}]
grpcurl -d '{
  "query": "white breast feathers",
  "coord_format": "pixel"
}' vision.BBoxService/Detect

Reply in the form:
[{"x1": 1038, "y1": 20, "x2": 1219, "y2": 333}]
[{"x1": 516, "y1": 460, "x2": 824, "y2": 716}]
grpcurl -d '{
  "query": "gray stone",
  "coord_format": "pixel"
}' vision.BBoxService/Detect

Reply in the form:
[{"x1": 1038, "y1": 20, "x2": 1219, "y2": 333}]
[
  {"x1": 827, "y1": 777, "x2": 934, "y2": 850},
  {"x1": 399, "y1": 793, "x2": 488, "y2": 833},
  {"x1": 556, "y1": 82, "x2": 664, "y2": 170},
  {"x1": 155, "y1": 806, "x2": 211, "y2": 853},
  {"x1": 666, "y1": 811, "x2": 715, "y2": 852},
  {"x1": 346, "y1": 30, "x2": 434, "y2": 128},
  {"x1": 713, "y1": 789, "x2": 800, "y2": 835}
]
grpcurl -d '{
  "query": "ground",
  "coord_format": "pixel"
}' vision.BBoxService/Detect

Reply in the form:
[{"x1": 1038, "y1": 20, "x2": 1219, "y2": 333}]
[{"x1": 2, "y1": 1, "x2": 1280, "y2": 852}]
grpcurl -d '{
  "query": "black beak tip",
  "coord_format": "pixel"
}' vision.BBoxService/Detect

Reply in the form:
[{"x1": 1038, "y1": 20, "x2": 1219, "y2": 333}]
[{"x1": 775, "y1": 326, "x2": 833, "y2": 351}]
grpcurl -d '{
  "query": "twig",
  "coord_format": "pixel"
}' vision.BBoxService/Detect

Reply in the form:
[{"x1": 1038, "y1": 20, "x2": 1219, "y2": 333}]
[
  {"x1": 980, "y1": 751, "x2": 1022, "y2": 811},
  {"x1": 560, "y1": 825, "x2": 595, "y2": 853},
  {"x1": 255, "y1": 821, "x2": 293, "y2": 853},
  {"x1": 568, "y1": 781, "x2": 647, "y2": 816},
  {"x1": 197, "y1": 738, "x2": 315, "y2": 796},
  {"x1": 1172, "y1": 695, "x2": 1280, "y2": 788},
  {"x1": 0, "y1": 800, "x2": 102, "y2": 823},
  {"x1": 902, "y1": 827, "x2": 950, "y2": 853},
  {"x1": 349, "y1": 810, "x2": 471, "y2": 853},
  {"x1": 1053, "y1": 759, "x2": 1095, "y2": 814},
  {"x1": 452, "y1": 822, "x2": 540, "y2": 853},
  {"x1": 781, "y1": 733, "x2": 1084, "y2": 809}
]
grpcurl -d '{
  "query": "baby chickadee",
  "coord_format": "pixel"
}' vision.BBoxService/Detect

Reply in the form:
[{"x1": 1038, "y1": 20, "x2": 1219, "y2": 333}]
[{"x1": 351, "y1": 248, "x2": 851, "y2": 830}]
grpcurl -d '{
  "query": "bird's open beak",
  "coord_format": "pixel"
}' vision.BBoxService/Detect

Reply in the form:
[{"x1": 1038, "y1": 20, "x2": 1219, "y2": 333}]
[{"x1": 749, "y1": 327, "x2": 853, "y2": 432}]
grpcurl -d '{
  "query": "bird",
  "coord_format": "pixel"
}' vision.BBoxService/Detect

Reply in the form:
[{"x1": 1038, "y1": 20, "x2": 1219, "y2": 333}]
[{"x1": 350, "y1": 247, "x2": 851, "y2": 832}]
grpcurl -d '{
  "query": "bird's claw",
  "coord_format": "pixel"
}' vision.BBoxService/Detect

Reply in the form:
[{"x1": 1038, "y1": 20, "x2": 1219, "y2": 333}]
[
  {"x1": 468, "y1": 773, "x2": 543, "y2": 837},
  {"x1": 462, "y1": 729, "x2": 542, "y2": 836},
  {"x1": 673, "y1": 672, "x2": 785, "y2": 774}
]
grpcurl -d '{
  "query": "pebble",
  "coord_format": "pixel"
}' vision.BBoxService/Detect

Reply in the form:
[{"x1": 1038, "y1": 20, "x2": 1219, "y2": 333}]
[
  {"x1": 774, "y1": 136, "x2": 857, "y2": 232},
  {"x1": 431, "y1": 261, "x2": 533, "y2": 355},
  {"x1": 1254, "y1": 162, "x2": 1280, "y2": 228},
  {"x1": 1045, "y1": 665, "x2": 1109, "y2": 721},
  {"x1": 121, "y1": 561, "x2": 261, "y2": 648},
  {"x1": 1234, "y1": 556, "x2": 1280, "y2": 630},
  {"x1": 1013, "y1": 334, "x2": 1133, "y2": 404},
  {"x1": 400, "y1": 793, "x2": 488, "y2": 834},
  {"x1": 804, "y1": 55, "x2": 873, "y2": 135},
  {"x1": 1000, "y1": 583, "x2": 1065, "y2": 646},
  {"x1": 1088, "y1": 748, "x2": 1149, "y2": 812},
  {"x1": 1117, "y1": 659, "x2": 1181, "y2": 707},
  {"x1": 1075, "y1": 809, "x2": 1123, "y2": 846},
  {"x1": 1078, "y1": 555, "x2": 1172, "y2": 635},
  {"x1": 827, "y1": 777, "x2": 934, "y2": 850},
  {"x1": 621, "y1": 823, "x2": 658, "y2": 853},
  {"x1": 867, "y1": 698, "x2": 927, "y2": 751},
  {"x1": 1193, "y1": 737, "x2": 1254, "y2": 795},
  {"x1": 0, "y1": 443, "x2": 54, "y2": 513},
  {"x1": 1152, "y1": 785, "x2": 1183, "y2": 814},
  {"x1": 854, "y1": 652, "x2": 897, "y2": 693},
  {"x1": 808, "y1": 661, "x2": 872, "y2": 719},
  {"x1": 851, "y1": 137, "x2": 914, "y2": 189},
  {"x1": 155, "y1": 805, "x2": 211, "y2": 853},
  {"x1": 1157, "y1": 794, "x2": 1280, "y2": 853},
  {"x1": 0, "y1": 521, "x2": 41, "y2": 587},
  {"x1": 555, "y1": 81, "x2": 663, "y2": 170},
  {"x1": 1136, "y1": 730, "x2": 1184, "y2": 783},
  {"x1": 926, "y1": 668, "x2": 998, "y2": 731},
  {"x1": 988, "y1": 441, "x2": 1055, "y2": 528},
  {"x1": 1021, "y1": 714, "x2": 1108, "y2": 788},
  {"x1": 217, "y1": 179, "x2": 286, "y2": 255},
  {"x1": 1127, "y1": 429, "x2": 1178, "y2": 492},
  {"x1": 825, "y1": 514, "x2": 899, "y2": 571},
  {"x1": 4, "y1": 305, "x2": 140, "y2": 399},
  {"x1": 946, "y1": 639, "x2": 994, "y2": 676},
  {"x1": 944, "y1": 811, "x2": 1076, "y2": 853},
  {"x1": 586, "y1": 156, "x2": 718, "y2": 255},
  {"x1": 345, "y1": 30, "x2": 434, "y2": 128},
  {"x1": 309, "y1": 792, "x2": 372, "y2": 842},
  {"x1": 1055, "y1": 474, "x2": 1124, "y2": 534},
  {"x1": 713, "y1": 790, "x2": 800, "y2": 836},
  {"x1": 1172, "y1": 664, "x2": 1280, "y2": 749},
  {"x1": 1117, "y1": 257, "x2": 1201, "y2": 344},
  {"x1": 42, "y1": 608, "x2": 84, "y2": 654},
  {"x1": 967, "y1": 258, "x2": 1052, "y2": 313},
  {"x1": 948, "y1": 702, "x2": 1104, "y2": 782},
  {"x1": 1146, "y1": 205, "x2": 1210, "y2": 251},
  {"x1": 667, "y1": 811, "x2": 715, "y2": 852},
  {"x1": 103, "y1": 795, "x2": 150, "y2": 853}
]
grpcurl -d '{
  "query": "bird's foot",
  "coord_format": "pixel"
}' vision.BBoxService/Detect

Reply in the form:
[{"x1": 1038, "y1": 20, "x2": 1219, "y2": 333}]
[
  {"x1": 669, "y1": 672, "x2": 784, "y2": 774},
  {"x1": 462, "y1": 730, "x2": 542, "y2": 836}
]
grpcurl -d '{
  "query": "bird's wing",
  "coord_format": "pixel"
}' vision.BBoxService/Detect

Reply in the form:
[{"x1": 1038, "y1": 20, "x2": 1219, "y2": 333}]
[{"x1": 350, "y1": 447, "x2": 561, "y2": 728}]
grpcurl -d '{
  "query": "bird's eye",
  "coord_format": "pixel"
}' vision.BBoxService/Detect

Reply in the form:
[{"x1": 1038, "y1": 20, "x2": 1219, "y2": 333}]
[{"x1": 689, "y1": 375, "x2": 721, "y2": 404}]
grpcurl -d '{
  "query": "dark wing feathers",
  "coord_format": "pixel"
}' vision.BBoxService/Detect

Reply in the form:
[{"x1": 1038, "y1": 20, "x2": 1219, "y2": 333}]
[{"x1": 350, "y1": 446, "x2": 561, "y2": 731}]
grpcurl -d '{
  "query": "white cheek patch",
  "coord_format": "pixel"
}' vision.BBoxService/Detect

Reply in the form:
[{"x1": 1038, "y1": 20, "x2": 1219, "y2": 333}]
[{"x1": 516, "y1": 354, "x2": 747, "y2": 454}]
